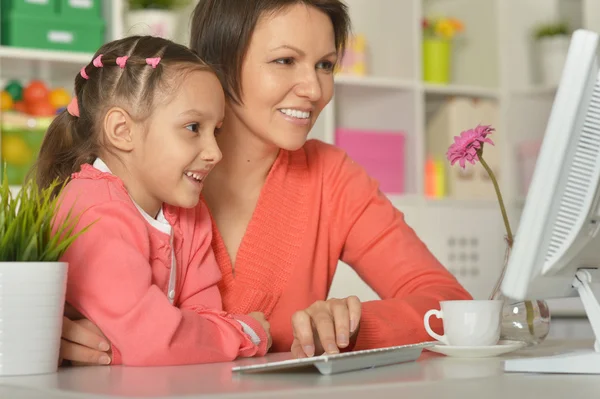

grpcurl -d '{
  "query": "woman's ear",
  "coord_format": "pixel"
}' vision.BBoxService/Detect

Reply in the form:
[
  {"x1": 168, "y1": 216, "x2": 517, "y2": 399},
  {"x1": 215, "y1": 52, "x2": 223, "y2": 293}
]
[{"x1": 103, "y1": 107, "x2": 135, "y2": 152}]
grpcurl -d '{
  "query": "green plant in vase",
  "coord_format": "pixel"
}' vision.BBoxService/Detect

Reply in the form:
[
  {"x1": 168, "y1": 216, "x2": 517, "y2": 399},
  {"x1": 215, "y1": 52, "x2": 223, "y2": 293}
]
[
  {"x1": 446, "y1": 125, "x2": 551, "y2": 346},
  {"x1": 0, "y1": 174, "x2": 89, "y2": 261},
  {"x1": 0, "y1": 170, "x2": 94, "y2": 376}
]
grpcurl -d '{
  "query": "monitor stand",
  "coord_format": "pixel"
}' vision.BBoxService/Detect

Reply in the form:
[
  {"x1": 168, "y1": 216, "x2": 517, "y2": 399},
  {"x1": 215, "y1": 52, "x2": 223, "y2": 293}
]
[{"x1": 504, "y1": 269, "x2": 600, "y2": 374}]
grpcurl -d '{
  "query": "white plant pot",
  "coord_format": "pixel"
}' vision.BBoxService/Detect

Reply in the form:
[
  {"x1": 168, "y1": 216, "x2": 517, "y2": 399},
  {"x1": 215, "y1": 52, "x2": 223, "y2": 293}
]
[
  {"x1": 125, "y1": 9, "x2": 179, "y2": 40},
  {"x1": 538, "y1": 35, "x2": 570, "y2": 87},
  {"x1": 0, "y1": 262, "x2": 68, "y2": 376}
]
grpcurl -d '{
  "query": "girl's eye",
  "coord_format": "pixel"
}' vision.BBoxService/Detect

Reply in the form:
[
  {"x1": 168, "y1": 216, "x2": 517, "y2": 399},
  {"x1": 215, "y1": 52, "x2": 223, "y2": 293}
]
[
  {"x1": 185, "y1": 123, "x2": 199, "y2": 133},
  {"x1": 274, "y1": 57, "x2": 294, "y2": 65},
  {"x1": 317, "y1": 61, "x2": 334, "y2": 72}
]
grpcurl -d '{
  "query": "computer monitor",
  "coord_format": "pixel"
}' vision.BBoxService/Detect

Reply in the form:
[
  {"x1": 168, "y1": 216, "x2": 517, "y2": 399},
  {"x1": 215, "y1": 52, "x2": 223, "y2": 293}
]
[{"x1": 500, "y1": 29, "x2": 600, "y2": 374}]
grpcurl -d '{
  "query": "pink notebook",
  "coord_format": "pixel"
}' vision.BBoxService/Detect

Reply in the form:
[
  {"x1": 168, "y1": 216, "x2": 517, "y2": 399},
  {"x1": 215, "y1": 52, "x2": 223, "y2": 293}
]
[{"x1": 335, "y1": 128, "x2": 405, "y2": 194}]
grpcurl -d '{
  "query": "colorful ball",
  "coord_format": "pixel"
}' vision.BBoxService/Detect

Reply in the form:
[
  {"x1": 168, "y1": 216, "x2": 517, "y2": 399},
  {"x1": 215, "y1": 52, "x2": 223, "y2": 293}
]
[
  {"x1": 0, "y1": 91, "x2": 13, "y2": 111},
  {"x1": 49, "y1": 88, "x2": 71, "y2": 109},
  {"x1": 4, "y1": 80, "x2": 23, "y2": 102},
  {"x1": 23, "y1": 80, "x2": 49, "y2": 105},
  {"x1": 26, "y1": 101, "x2": 56, "y2": 117}
]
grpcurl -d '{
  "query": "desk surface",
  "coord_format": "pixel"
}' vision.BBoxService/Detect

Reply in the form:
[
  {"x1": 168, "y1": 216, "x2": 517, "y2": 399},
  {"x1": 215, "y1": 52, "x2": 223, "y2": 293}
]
[{"x1": 1, "y1": 340, "x2": 599, "y2": 399}]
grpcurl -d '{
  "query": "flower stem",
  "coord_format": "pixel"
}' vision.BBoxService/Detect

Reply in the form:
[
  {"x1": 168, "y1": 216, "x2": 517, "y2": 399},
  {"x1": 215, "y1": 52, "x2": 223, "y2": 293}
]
[{"x1": 477, "y1": 151, "x2": 514, "y2": 247}]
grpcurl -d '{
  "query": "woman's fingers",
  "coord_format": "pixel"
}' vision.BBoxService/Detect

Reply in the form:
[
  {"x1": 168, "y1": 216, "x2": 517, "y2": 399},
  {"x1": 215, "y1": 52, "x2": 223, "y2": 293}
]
[
  {"x1": 290, "y1": 297, "x2": 363, "y2": 358},
  {"x1": 62, "y1": 317, "x2": 110, "y2": 351},
  {"x1": 60, "y1": 339, "x2": 111, "y2": 366},
  {"x1": 60, "y1": 317, "x2": 111, "y2": 366},
  {"x1": 330, "y1": 299, "x2": 350, "y2": 348},
  {"x1": 309, "y1": 301, "x2": 339, "y2": 355},
  {"x1": 346, "y1": 295, "x2": 362, "y2": 335},
  {"x1": 290, "y1": 338, "x2": 308, "y2": 359},
  {"x1": 291, "y1": 310, "x2": 316, "y2": 357}
]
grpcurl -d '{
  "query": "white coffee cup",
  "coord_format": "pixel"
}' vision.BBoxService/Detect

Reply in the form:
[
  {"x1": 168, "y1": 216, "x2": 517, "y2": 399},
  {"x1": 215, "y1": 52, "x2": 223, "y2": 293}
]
[{"x1": 423, "y1": 299, "x2": 503, "y2": 346}]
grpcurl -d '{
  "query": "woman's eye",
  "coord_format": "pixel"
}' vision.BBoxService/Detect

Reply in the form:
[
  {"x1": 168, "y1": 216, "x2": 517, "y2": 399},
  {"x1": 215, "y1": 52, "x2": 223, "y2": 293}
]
[
  {"x1": 185, "y1": 123, "x2": 199, "y2": 133},
  {"x1": 317, "y1": 61, "x2": 334, "y2": 71},
  {"x1": 274, "y1": 57, "x2": 294, "y2": 65}
]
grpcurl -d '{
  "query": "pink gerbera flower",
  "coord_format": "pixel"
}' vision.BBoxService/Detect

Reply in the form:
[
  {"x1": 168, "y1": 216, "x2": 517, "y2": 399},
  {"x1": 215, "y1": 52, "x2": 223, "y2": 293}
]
[{"x1": 446, "y1": 124, "x2": 495, "y2": 168}]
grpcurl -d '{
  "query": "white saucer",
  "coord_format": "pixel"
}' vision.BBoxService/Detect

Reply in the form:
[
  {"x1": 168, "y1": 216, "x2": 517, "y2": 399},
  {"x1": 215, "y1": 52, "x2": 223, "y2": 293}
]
[{"x1": 426, "y1": 340, "x2": 527, "y2": 358}]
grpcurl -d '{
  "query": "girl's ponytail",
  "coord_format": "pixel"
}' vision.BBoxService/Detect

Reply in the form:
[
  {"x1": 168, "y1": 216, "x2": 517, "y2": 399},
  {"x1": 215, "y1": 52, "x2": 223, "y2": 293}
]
[{"x1": 34, "y1": 110, "x2": 96, "y2": 197}]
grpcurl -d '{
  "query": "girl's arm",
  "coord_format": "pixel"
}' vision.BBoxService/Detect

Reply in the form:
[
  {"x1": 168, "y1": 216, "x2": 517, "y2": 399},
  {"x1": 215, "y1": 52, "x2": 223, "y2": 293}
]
[{"x1": 60, "y1": 202, "x2": 267, "y2": 366}]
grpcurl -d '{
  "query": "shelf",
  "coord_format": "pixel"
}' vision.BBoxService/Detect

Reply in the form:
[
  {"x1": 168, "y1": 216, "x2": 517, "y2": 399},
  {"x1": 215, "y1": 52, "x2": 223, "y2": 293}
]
[
  {"x1": 510, "y1": 85, "x2": 558, "y2": 97},
  {"x1": 423, "y1": 83, "x2": 500, "y2": 99},
  {"x1": 0, "y1": 46, "x2": 93, "y2": 64},
  {"x1": 387, "y1": 194, "x2": 422, "y2": 208},
  {"x1": 423, "y1": 197, "x2": 500, "y2": 208},
  {"x1": 334, "y1": 74, "x2": 416, "y2": 90}
]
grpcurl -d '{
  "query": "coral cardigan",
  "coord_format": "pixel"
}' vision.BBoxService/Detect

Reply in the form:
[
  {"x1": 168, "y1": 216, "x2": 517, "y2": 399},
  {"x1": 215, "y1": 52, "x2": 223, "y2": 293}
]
[
  {"x1": 56, "y1": 161, "x2": 267, "y2": 366},
  {"x1": 210, "y1": 139, "x2": 472, "y2": 352}
]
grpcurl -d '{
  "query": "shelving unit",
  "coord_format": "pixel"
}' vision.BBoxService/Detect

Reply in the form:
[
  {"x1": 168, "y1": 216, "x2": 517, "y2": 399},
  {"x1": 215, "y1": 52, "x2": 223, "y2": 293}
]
[{"x1": 0, "y1": 0, "x2": 596, "y2": 317}]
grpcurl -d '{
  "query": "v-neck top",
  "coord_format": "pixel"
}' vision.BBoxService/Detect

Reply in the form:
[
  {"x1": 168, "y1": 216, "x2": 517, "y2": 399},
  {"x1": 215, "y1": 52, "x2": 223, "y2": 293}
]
[{"x1": 208, "y1": 139, "x2": 472, "y2": 352}]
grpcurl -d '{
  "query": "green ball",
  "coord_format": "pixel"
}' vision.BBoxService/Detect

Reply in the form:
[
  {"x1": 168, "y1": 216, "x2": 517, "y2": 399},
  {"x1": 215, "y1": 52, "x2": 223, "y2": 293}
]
[{"x1": 4, "y1": 80, "x2": 23, "y2": 102}]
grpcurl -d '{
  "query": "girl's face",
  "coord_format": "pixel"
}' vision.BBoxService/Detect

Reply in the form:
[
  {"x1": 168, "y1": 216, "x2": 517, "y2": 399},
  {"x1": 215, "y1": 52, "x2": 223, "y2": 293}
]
[
  {"x1": 130, "y1": 70, "x2": 224, "y2": 215},
  {"x1": 227, "y1": 4, "x2": 337, "y2": 151}
]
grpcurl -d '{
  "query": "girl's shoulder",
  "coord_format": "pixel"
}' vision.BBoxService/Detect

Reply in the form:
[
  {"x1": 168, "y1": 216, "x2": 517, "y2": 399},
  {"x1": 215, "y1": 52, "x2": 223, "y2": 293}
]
[{"x1": 59, "y1": 164, "x2": 133, "y2": 215}]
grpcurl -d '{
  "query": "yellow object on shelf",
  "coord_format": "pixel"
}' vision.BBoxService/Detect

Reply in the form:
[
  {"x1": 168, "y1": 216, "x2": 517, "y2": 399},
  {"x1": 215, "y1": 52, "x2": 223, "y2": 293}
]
[
  {"x1": 434, "y1": 158, "x2": 446, "y2": 197},
  {"x1": 422, "y1": 38, "x2": 451, "y2": 84},
  {"x1": 425, "y1": 156, "x2": 447, "y2": 198},
  {"x1": 337, "y1": 34, "x2": 367, "y2": 76}
]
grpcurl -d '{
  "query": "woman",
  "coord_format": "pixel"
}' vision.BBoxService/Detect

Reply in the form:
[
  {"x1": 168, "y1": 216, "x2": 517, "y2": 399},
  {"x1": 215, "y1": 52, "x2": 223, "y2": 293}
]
[{"x1": 60, "y1": 0, "x2": 471, "y2": 364}]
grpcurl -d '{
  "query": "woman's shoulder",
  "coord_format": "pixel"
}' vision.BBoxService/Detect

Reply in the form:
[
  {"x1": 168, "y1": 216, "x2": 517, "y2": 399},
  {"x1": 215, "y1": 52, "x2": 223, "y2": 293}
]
[
  {"x1": 299, "y1": 139, "x2": 353, "y2": 172},
  {"x1": 300, "y1": 139, "x2": 365, "y2": 179},
  {"x1": 303, "y1": 139, "x2": 346, "y2": 159}
]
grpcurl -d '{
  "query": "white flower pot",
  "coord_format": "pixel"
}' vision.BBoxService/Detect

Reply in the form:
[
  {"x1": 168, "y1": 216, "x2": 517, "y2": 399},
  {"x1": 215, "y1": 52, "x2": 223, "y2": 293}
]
[
  {"x1": 538, "y1": 35, "x2": 570, "y2": 86},
  {"x1": 0, "y1": 262, "x2": 68, "y2": 376},
  {"x1": 125, "y1": 9, "x2": 179, "y2": 40}
]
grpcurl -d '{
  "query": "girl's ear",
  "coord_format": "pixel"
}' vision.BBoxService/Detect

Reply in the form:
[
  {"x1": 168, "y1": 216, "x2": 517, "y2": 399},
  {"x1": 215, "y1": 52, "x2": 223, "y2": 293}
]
[{"x1": 103, "y1": 107, "x2": 135, "y2": 152}]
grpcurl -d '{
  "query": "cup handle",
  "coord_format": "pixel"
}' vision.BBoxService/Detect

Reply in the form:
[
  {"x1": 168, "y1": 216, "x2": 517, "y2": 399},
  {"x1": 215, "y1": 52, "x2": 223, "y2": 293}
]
[{"x1": 424, "y1": 309, "x2": 449, "y2": 345}]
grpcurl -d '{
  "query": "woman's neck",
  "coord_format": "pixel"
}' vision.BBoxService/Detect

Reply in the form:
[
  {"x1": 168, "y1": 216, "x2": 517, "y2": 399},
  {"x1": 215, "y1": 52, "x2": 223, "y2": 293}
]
[{"x1": 206, "y1": 118, "x2": 280, "y2": 194}]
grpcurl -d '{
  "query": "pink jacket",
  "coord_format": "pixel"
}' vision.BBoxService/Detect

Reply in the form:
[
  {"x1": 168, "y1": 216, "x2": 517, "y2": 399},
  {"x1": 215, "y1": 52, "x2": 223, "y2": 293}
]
[{"x1": 56, "y1": 162, "x2": 268, "y2": 366}]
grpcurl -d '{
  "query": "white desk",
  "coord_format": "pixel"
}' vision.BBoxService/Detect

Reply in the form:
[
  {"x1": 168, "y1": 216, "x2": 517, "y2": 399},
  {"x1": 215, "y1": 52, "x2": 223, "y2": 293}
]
[{"x1": 1, "y1": 340, "x2": 599, "y2": 399}]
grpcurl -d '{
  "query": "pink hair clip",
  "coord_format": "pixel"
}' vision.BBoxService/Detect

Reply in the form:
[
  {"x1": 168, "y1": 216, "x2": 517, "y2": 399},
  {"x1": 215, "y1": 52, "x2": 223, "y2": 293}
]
[
  {"x1": 146, "y1": 57, "x2": 161, "y2": 69},
  {"x1": 116, "y1": 56, "x2": 129, "y2": 69},
  {"x1": 92, "y1": 54, "x2": 104, "y2": 67},
  {"x1": 67, "y1": 96, "x2": 80, "y2": 117},
  {"x1": 80, "y1": 66, "x2": 89, "y2": 80}
]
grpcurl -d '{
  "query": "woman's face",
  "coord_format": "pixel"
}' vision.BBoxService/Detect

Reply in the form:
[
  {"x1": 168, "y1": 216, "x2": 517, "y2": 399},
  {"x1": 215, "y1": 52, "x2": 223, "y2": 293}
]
[{"x1": 228, "y1": 3, "x2": 337, "y2": 151}]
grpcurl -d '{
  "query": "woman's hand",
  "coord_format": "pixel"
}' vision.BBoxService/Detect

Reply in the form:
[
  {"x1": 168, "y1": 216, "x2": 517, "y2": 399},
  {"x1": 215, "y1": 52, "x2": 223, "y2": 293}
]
[
  {"x1": 290, "y1": 296, "x2": 361, "y2": 358},
  {"x1": 248, "y1": 311, "x2": 272, "y2": 351},
  {"x1": 61, "y1": 313, "x2": 112, "y2": 366}
]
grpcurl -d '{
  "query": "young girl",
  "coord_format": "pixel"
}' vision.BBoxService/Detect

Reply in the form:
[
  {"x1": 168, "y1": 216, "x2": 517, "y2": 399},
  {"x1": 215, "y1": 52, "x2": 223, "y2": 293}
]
[{"x1": 36, "y1": 36, "x2": 270, "y2": 366}]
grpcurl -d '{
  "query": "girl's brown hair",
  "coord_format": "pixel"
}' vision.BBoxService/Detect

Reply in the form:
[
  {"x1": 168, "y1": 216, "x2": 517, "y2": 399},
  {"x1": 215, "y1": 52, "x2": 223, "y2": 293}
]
[
  {"x1": 189, "y1": 0, "x2": 351, "y2": 105},
  {"x1": 35, "y1": 35, "x2": 213, "y2": 196}
]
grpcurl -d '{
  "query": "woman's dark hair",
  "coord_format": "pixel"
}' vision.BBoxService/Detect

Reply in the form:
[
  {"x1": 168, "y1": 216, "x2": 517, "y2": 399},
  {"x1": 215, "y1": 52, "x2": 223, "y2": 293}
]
[
  {"x1": 190, "y1": 0, "x2": 351, "y2": 104},
  {"x1": 35, "y1": 35, "x2": 213, "y2": 196}
]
